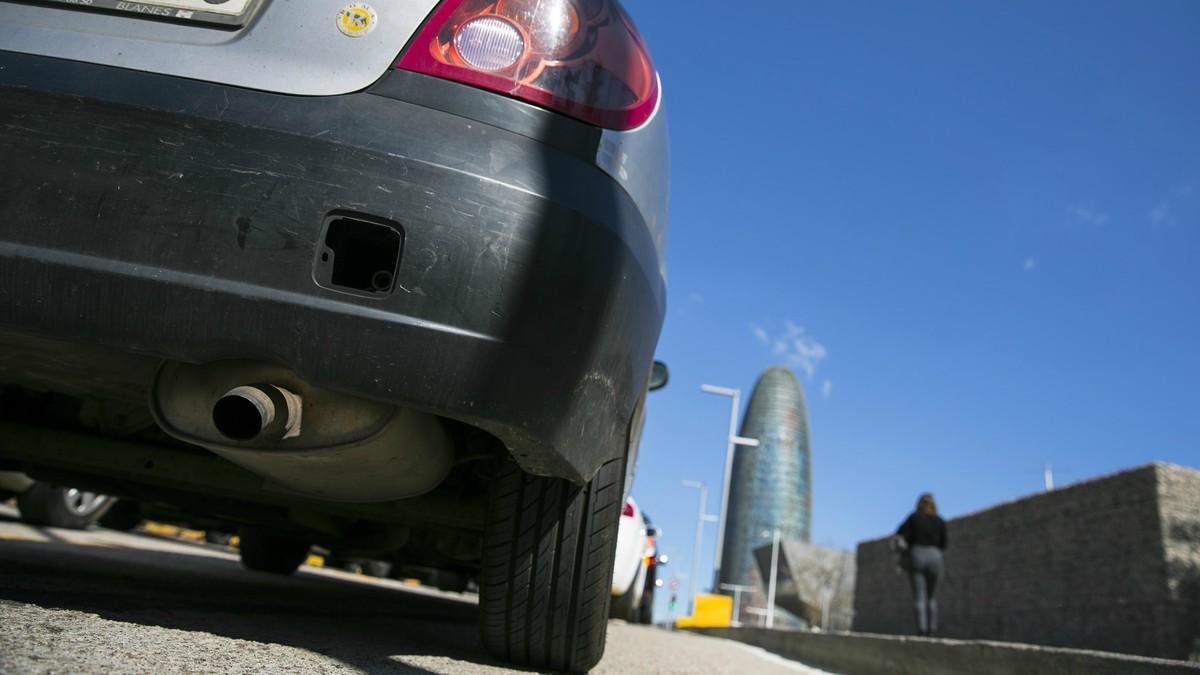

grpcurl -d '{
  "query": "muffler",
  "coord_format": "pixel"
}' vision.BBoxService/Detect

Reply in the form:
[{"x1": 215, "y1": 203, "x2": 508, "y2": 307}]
[{"x1": 150, "y1": 360, "x2": 452, "y2": 503}]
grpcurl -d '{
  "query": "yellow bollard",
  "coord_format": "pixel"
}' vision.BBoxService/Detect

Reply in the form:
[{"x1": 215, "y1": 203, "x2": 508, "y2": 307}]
[{"x1": 674, "y1": 593, "x2": 733, "y2": 628}]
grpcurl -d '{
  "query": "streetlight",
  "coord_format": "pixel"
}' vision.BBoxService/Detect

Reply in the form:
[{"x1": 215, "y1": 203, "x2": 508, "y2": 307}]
[
  {"x1": 743, "y1": 606, "x2": 768, "y2": 627},
  {"x1": 700, "y1": 384, "x2": 759, "y2": 587},
  {"x1": 681, "y1": 480, "x2": 718, "y2": 615},
  {"x1": 718, "y1": 583, "x2": 756, "y2": 627},
  {"x1": 763, "y1": 528, "x2": 781, "y2": 629}
]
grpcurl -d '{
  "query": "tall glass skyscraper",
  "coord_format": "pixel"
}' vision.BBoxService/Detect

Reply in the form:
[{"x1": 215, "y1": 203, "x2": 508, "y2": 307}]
[{"x1": 717, "y1": 366, "x2": 811, "y2": 622}]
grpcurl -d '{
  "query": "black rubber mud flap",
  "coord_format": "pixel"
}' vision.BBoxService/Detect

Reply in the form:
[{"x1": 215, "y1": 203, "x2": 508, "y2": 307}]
[{"x1": 480, "y1": 456, "x2": 624, "y2": 672}]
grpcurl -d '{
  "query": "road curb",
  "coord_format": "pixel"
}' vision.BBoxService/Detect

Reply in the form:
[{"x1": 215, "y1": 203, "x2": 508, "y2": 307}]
[{"x1": 688, "y1": 627, "x2": 1200, "y2": 675}]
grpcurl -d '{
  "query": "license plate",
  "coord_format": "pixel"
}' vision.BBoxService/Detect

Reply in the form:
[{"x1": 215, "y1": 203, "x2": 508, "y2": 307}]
[{"x1": 27, "y1": 0, "x2": 260, "y2": 28}]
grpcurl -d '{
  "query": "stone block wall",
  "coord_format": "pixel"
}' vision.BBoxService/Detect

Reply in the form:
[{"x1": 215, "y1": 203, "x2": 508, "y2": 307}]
[
  {"x1": 852, "y1": 463, "x2": 1200, "y2": 660},
  {"x1": 1158, "y1": 464, "x2": 1200, "y2": 660}
]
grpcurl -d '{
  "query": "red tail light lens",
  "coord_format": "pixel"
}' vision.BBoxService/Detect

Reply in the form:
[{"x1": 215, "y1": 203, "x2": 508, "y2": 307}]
[
  {"x1": 397, "y1": 0, "x2": 659, "y2": 130},
  {"x1": 622, "y1": 500, "x2": 635, "y2": 518}
]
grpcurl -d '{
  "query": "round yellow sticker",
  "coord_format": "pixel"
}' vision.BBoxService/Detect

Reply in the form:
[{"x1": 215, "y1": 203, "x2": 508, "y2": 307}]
[{"x1": 337, "y1": 3, "x2": 377, "y2": 37}]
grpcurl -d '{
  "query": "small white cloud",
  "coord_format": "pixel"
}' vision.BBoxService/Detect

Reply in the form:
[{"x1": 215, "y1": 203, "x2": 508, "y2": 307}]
[
  {"x1": 676, "y1": 291, "x2": 705, "y2": 317},
  {"x1": 754, "y1": 321, "x2": 828, "y2": 379},
  {"x1": 1150, "y1": 203, "x2": 1175, "y2": 227},
  {"x1": 821, "y1": 379, "x2": 833, "y2": 399},
  {"x1": 1024, "y1": 257, "x2": 1037, "y2": 271},
  {"x1": 1067, "y1": 204, "x2": 1110, "y2": 227}
]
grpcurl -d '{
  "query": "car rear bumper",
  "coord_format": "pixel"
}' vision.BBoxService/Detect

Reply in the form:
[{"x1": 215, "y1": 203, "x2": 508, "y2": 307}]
[{"x1": 0, "y1": 51, "x2": 666, "y2": 483}]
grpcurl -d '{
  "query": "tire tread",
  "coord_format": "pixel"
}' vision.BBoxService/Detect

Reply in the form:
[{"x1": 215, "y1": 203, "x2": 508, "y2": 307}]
[{"x1": 480, "y1": 457, "x2": 623, "y2": 672}]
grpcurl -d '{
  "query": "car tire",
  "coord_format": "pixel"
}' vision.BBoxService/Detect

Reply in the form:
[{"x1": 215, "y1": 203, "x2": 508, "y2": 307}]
[
  {"x1": 480, "y1": 456, "x2": 623, "y2": 673},
  {"x1": 637, "y1": 587, "x2": 654, "y2": 625},
  {"x1": 609, "y1": 581, "x2": 638, "y2": 621},
  {"x1": 362, "y1": 560, "x2": 392, "y2": 578},
  {"x1": 238, "y1": 527, "x2": 311, "y2": 575},
  {"x1": 16, "y1": 483, "x2": 113, "y2": 529},
  {"x1": 638, "y1": 563, "x2": 657, "y2": 625},
  {"x1": 433, "y1": 569, "x2": 469, "y2": 593},
  {"x1": 98, "y1": 499, "x2": 143, "y2": 531}
]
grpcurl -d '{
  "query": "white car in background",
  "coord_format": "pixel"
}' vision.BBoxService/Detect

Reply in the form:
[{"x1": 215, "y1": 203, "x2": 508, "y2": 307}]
[{"x1": 611, "y1": 496, "x2": 663, "y2": 624}]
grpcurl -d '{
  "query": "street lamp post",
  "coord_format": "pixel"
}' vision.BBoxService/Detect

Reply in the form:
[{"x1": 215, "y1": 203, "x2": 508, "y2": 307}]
[
  {"x1": 682, "y1": 480, "x2": 717, "y2": 615},
  {"x1": 765, "y1": 528, "x2": 781, "y2": 629},
  {"x1": 700, "y1": 384, "x2": 759, "y2": 588},
  {"x1": 718, "y1": 583, "x2": 756, "y2": 627},
  {"x1": 743, "y1": 606, "x2": 768, "y2": 627}
]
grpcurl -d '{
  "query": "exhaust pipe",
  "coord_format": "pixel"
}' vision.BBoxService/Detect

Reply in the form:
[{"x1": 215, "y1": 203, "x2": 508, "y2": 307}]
[
  {"x1": 212, "y1": 384, "x2": 302, "y2": 442},
  {"x1": 151, "y1": 361, "x2": 453, "y2": 502}
]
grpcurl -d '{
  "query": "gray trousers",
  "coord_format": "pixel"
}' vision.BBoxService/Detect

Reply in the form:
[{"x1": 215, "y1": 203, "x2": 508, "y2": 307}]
[{"x1": 908, "y1": 545, "x2": 944, "y2": 635}]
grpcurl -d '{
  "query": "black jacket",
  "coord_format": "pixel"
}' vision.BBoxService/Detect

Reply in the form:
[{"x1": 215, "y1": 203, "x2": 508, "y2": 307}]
[{"x1": 897, "y1": 511, "x2": 947, "y2": 549}]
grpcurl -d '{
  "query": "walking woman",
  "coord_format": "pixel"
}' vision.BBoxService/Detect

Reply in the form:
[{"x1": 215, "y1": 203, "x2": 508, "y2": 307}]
[{"x1": 895, "y1": 493, "x2": 947, "y2": 636}]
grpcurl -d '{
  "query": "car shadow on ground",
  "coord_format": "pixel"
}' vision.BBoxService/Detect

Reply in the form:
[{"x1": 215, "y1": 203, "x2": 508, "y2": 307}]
[{"x1": 0, "y1": 534, "x2": 542, "y2": 674}]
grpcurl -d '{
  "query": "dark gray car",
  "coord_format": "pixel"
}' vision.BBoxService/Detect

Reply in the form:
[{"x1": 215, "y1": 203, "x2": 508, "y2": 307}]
[{"x1": 0, "y1": 0, "x2": 668, "y2": 670}]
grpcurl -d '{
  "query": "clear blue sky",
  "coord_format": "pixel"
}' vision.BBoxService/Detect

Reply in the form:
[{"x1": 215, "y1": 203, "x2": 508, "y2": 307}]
[{"x1": 621, "y1": 0, "x2": 1200, "y2": 614}]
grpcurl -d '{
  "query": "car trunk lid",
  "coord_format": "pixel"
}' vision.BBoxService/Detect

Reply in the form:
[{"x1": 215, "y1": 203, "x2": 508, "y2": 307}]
[{"x1": 0, "y1": 0, "x2": 441, "y2": 96}]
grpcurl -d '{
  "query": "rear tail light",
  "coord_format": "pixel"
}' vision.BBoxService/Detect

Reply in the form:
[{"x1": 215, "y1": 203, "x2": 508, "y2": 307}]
[
  {"x1": 622, "y1": 500, "x2": 635, "y2": 518},
  {"x1": 397, "y1": 0, "x2": 658, "y2": 130}
]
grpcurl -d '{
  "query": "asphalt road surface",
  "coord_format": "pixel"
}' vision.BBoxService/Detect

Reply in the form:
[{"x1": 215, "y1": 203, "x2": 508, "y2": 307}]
[{"x1": 0, "y1": 505, "x2": 833, "y2": 674}]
